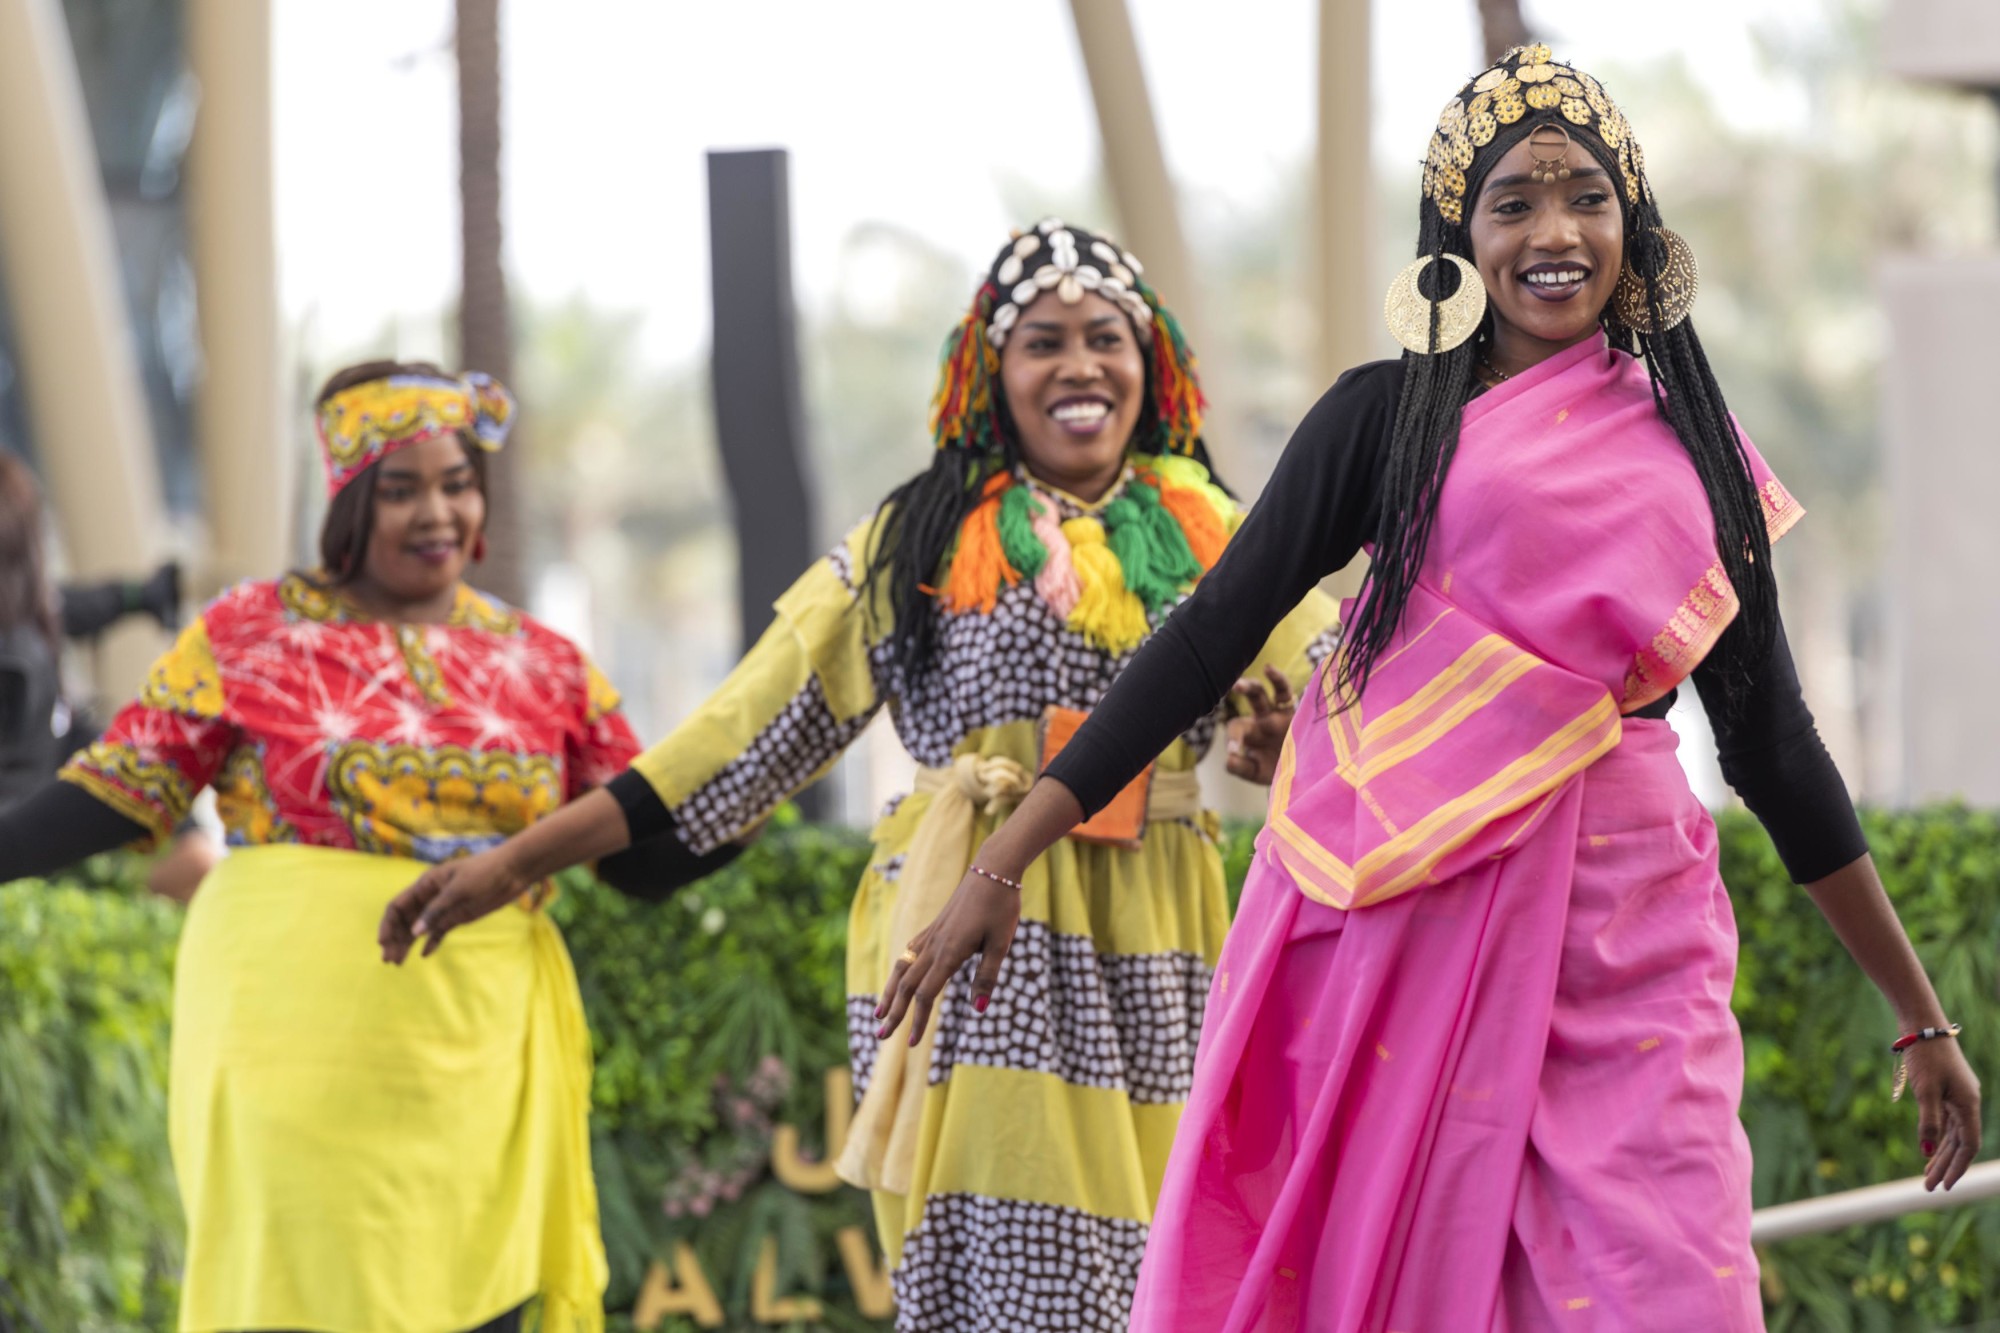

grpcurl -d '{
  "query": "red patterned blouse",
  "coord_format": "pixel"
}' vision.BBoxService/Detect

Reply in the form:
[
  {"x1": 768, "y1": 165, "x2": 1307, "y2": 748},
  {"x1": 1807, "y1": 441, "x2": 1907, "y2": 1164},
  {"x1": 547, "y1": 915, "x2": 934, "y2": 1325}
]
[{"x1": 61, "y1": 573, "x2": 640, "y2": 862}]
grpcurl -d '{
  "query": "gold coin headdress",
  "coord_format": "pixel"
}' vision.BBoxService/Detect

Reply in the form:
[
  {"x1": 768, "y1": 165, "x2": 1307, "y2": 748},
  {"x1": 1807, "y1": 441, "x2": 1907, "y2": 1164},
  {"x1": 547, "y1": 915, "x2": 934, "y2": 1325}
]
[
  {"x1": 1393, "y1": 43, "x2": 1694, "y2": 348},
  {"x1": 1423, "y1": 43, "x2": 1650, "y2": 228}
]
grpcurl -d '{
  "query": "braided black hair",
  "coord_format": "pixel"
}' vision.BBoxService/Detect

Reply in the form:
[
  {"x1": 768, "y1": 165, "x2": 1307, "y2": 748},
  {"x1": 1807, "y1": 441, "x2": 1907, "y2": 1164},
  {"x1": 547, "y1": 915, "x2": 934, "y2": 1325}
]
[{"x1": 1334, "y1": 115, "x2": 1777, "y2": 722}]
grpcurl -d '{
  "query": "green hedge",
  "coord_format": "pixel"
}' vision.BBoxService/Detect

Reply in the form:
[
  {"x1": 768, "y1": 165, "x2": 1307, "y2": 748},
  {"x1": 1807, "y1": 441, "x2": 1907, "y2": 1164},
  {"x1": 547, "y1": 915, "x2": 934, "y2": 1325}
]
[
  {"x1": 550, "y1": 807, "x2": 887, "y2": 1331},
  {"x1": 0, "y1": 854, "x2": 182, "y2": 1333},
  {"x1": 1729, "y1": 805, "x2": 2000, "y2": 1331},
  {"x1": 3, "y1": 806, "x2": 1998, "y2": 1331}
]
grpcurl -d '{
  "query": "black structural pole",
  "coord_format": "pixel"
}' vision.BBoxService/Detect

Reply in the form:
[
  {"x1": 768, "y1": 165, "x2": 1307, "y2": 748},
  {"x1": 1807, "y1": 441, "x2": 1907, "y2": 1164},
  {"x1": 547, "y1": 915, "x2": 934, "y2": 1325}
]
[{"x1": 705, "y1": 148, "x2": 826, "y2": 818}]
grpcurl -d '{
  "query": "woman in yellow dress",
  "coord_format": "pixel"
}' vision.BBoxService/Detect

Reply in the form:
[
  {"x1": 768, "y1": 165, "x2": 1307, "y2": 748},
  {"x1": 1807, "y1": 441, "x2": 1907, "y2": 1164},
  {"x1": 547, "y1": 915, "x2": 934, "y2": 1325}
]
[
  {"x1": 0, "y1": 361, "x2": 722, "y2": 1332},
  {"x1": 379, "y1": 222, "x2": 1341, "y2": 1330}
]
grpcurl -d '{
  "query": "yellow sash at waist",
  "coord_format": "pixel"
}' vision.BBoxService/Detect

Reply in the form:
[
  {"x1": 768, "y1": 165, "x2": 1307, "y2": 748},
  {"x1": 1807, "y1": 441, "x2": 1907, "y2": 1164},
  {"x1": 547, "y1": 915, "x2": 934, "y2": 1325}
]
[
  {"x1": 170, "y1": 845, "x2": 604, "y2": 1333},
  {"x1": 834, "y1": 755, "x2": 1200, "y2": 1196}
]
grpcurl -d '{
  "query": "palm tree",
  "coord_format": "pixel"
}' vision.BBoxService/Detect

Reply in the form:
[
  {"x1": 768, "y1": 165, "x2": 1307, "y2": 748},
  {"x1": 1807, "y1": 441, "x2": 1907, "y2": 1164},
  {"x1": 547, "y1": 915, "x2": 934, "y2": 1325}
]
[
  {"x1": 1476, "y1": 0, "x2": 1531, "y2": 64},
  {"x1": 455, "y1": 0, "x2": 525, "y2": 606}
]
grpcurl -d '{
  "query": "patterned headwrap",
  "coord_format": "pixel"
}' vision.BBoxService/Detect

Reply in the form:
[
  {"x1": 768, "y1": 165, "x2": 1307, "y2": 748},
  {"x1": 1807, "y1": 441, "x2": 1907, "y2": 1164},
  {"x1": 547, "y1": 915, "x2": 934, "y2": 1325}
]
[
  {"x1": 1423, "y1": 43, "x2": 1652, "y2": 228},
  {"x1": 928, "y1": 219, "x2": 1206, "y2": 458},
  {"x1": 314, "y1": 371, "x2": 515, "y2": 499}
]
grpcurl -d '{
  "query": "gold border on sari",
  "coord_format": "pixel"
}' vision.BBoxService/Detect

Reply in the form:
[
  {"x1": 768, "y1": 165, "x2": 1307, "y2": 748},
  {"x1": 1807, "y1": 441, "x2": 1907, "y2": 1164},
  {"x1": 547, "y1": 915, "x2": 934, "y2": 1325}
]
[
  {"x1": 1618, "y1": 476, "x2": 1804, "y2": 713},
  {"x1": 1266, "y1": 629, "x2": 1623, "y2": 913}
]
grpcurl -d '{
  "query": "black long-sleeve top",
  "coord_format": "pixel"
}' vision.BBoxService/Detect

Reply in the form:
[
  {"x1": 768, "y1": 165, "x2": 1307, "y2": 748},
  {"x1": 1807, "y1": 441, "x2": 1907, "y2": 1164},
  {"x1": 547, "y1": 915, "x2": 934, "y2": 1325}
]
[{"x1": 1044, "y1": 360, "x2": 1870, "y2": 886}]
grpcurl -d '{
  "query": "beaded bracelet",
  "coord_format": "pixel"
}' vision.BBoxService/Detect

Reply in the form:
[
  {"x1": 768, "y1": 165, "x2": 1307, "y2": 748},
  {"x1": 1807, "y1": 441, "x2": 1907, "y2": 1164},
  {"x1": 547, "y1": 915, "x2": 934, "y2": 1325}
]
[
  {"x1": 1890, "y1": 1022, "x2": 1963, "y2": 1102},
  {"x1": 970, "y1": 865, "x2": 1025, "y2": 893}
]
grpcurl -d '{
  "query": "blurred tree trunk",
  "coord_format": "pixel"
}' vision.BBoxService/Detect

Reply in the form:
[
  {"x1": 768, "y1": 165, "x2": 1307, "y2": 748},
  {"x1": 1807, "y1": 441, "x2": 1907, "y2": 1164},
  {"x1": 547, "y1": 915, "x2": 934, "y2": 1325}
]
[
  {"x1": 1476, "y1": 0, "x2": 1531, "y2": 64},
  {"x1": 456, "y1": 0, "x2": 525, "y2": 606}
]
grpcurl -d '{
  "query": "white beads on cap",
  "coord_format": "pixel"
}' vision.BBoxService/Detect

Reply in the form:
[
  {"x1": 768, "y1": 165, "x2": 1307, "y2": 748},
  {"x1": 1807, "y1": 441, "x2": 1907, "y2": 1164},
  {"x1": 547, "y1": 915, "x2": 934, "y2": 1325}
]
[{"x1": 986, "y1": 218, "x2": 1154, "y2": 349}]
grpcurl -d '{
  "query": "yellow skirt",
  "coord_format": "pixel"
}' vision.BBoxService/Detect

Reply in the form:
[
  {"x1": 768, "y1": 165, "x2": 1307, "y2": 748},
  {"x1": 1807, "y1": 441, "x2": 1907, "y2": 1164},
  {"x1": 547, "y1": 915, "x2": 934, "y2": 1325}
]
[
  {"x1": 169, "y1": 845, "x2": 605, "y2": 1333},
  {"x1": 840, "y1": 724, "x2": 1232, "y2": 1326}
]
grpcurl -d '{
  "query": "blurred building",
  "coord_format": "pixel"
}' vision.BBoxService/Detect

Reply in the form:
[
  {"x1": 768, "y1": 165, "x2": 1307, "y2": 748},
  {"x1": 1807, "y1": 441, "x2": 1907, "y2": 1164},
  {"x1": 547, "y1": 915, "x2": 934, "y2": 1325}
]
[{"x1": 1879, "y1": 0, "x2": 2000, "y2": 804}]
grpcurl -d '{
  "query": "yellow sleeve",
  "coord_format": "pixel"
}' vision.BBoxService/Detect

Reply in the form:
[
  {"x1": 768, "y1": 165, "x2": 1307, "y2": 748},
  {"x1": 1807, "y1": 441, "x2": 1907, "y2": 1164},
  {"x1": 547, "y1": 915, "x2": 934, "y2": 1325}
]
[
  {"x1": 1233, "y1": 585, "x2": 1344, "y2": 714},
  {"x1": 59, "y1": 615, "x2": 236, "y2": 845},
  {"x1": 629, "y1": 522, "x2": 887, "y2": 853}
]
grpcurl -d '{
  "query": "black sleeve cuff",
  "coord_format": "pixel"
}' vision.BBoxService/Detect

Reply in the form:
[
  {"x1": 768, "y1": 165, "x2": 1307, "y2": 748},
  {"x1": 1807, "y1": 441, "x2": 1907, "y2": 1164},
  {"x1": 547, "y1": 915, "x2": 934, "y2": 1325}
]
[
  {"x1": 595, "y1": 771, "x2": 747, "y2": 904},
  {"x1": 606, "y1": 768, "x2": 673, "y2": 842}
]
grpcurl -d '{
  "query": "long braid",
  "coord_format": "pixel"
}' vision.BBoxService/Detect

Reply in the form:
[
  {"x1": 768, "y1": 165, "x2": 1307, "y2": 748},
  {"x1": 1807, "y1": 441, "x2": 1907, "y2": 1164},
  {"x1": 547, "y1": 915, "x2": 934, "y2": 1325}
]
[
  {"x1": 1613, "y1": 191, "x2": 1777, "y2": 712},
  {"x1": 1633, "y1": 315, "x2": 1776, "y2": 708},
  {"x1": 863, "y1": 444, "x2": 1011, "y2": 681},
  {"x1": 1332, "y1": 224, "x2": 1481, "y2": 709}
]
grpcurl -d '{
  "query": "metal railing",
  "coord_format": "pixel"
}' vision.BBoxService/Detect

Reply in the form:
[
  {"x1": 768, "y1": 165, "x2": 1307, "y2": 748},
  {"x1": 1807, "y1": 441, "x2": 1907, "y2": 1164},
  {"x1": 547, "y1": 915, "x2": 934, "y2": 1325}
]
[{"x1": 1751, "y1": 1160, "x2": 2000, "y2": 1243}]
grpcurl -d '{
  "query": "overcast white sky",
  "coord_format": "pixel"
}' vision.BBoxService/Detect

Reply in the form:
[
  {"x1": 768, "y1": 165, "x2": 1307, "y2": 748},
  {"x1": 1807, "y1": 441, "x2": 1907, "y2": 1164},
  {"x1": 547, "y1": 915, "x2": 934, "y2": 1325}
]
[{"x1": 273, "y1": 0, "x2": 1819, "y2": 369}]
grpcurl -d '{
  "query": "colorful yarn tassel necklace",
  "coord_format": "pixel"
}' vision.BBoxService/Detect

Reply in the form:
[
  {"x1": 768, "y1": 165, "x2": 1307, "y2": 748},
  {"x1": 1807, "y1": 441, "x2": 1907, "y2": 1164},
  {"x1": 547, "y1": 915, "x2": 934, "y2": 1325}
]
[{"x1": 937, "y1": 457, "x2": 1237, "y2": 655}]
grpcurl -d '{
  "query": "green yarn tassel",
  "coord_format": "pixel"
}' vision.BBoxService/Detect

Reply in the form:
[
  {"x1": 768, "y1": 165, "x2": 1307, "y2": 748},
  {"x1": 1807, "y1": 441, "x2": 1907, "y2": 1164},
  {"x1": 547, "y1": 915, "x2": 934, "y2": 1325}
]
[
  {"x1": 997, "y1": 485, "x2": 1050, "y2": 579},
  {"x1": 1104, "y1": 481, "x2": 1201, "y2": 613}
]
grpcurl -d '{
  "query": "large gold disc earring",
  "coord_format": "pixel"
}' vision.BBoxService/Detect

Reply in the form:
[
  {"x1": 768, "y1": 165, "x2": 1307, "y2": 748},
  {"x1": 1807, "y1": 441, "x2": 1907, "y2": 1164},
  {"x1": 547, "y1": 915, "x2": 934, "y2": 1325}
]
[
  {"x1": 1611, "y1": 227, "x2": 1698, "y2": 333},
  {"x1": 1383, "y1": 253, "x2": 1487, "y2": 355}
]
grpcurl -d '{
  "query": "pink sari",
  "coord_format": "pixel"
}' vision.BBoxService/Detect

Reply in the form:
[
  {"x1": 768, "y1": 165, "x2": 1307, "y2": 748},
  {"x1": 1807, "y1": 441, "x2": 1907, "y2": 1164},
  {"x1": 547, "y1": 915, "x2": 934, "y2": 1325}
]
[{"x1": 1132, "y1": 337, "x2": 1801, "y2": 1331}]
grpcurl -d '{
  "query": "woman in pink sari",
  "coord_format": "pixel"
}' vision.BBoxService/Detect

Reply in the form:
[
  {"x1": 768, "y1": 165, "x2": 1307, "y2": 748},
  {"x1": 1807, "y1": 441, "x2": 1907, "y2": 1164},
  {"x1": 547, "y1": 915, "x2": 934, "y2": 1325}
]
[{"x1": 879, "y1": 45, "x2": 1982, "y2": 1331}]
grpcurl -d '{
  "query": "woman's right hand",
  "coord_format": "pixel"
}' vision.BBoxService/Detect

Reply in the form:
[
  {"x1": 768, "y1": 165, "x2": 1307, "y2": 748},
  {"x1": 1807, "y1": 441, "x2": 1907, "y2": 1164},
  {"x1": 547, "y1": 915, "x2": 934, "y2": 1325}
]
[
  {"x1": 876, "y1": 776, "x2": 1083, "y2": 1042},
  {"x1": 875, "y1": 867, "x2": 1023, "y2": 1045},
  {"x1": 378, "y1": 846, "x2": 530, "y2": 963}
]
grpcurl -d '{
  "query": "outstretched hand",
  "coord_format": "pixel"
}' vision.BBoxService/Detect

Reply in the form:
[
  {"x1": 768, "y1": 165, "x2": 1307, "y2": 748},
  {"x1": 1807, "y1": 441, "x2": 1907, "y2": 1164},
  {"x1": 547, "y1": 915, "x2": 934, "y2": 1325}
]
[
  {"x1": 874, "y1": 869, "x2": 1023, "y2": 1046},
  {"x1": 1907, "y1": 1037, "x2": 1982, "y2": 1191},
  {"x1": 1226, "y1": 664, "x2": 1296, "y2": 785},
  {"x1": 378, "y1": 847, "x2": 530, "y2": 963}
]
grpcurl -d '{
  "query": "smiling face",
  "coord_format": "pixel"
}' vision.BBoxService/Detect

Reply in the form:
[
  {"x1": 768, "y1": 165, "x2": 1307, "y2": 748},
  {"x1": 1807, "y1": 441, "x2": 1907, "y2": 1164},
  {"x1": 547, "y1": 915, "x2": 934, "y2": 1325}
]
[
  {"x1": 1465, "y1": 125, "x2": 1626, "y2": 375},
  {"x1": 998, "y1": 290, "x2": 1147, "y2": 502},
  {"x1": 347, "y1": 433, "x2": 486, "y2": 619}
]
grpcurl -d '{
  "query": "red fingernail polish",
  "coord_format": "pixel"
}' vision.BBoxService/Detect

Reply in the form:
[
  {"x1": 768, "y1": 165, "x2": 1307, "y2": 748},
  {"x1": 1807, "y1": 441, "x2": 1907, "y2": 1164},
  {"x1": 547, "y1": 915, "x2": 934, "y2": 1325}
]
[
  {"x1": 1923, "y1": 1139, "x2": 1937, "y2": 1157},
  {"x1": 877, "y1": 1025, "x2": 890, "y2": 1040},
  {"x1": 974, "y1": 995, "x2": 990, "y2": 1014}
]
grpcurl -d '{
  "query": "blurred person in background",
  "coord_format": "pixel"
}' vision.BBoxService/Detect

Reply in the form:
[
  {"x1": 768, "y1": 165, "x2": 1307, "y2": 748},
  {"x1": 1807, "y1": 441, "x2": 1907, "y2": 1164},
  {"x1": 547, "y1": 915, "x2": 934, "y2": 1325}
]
[
  {"x1": 380, "y1": 221, "x2": 1340, "y2": 1331},
  {"x1": 876, "y1": 47, "x2": 1982, "y2": 1332},
  {"x1": 0, "y1": 362, "x2": 719, "y2": 1333},
  {"x1": 60, "y1": 558, "x2": 182, "y2": 642},
  {"x1": 0, "y1": 447, "x2": 183, "y2": 806},
  {"x1": 53, "y1": 557, "x2": 183, "y2": 761},
  {"x1": 0, "y1": 452, "x2": 63, "y2": 807}
]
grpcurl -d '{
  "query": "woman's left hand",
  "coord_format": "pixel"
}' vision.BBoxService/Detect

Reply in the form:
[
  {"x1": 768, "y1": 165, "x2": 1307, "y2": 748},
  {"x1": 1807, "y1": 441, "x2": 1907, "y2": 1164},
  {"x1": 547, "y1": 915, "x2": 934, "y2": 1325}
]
[
  {"x1": 875, "y1": 868, "x2": 1023, "y2": 1045},
  {"x1": 1225, "y1": 664, "x2": 1295, "y2": 785},
  {"x1": 1907, "y1": 1037, "x2": 1982, "y2": 1191}
]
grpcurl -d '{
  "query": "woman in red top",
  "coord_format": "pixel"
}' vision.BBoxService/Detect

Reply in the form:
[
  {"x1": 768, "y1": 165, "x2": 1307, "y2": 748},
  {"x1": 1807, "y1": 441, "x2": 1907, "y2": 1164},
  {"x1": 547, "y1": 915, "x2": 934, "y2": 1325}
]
[{"x1": 0, "y1": 361, "x2": 718, "y2": 1333}]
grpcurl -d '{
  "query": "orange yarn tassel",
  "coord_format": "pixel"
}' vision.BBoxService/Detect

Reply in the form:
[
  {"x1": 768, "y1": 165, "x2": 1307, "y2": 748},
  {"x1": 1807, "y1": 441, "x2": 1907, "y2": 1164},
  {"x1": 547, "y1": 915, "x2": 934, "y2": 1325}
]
[
  {"x1": 1154, "y1": 479, "x2": 1228, "y2": 571},
  {"x1": 940, "y1": 473, "x2": 1020, "y2": 614}
]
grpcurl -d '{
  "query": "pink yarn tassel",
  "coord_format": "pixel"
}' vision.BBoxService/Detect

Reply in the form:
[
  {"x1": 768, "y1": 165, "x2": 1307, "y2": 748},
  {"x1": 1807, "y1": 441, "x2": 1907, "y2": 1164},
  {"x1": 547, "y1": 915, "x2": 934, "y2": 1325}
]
[{"x1": 1030, "y1": 500, "x2": 1081, "y2": 619}]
